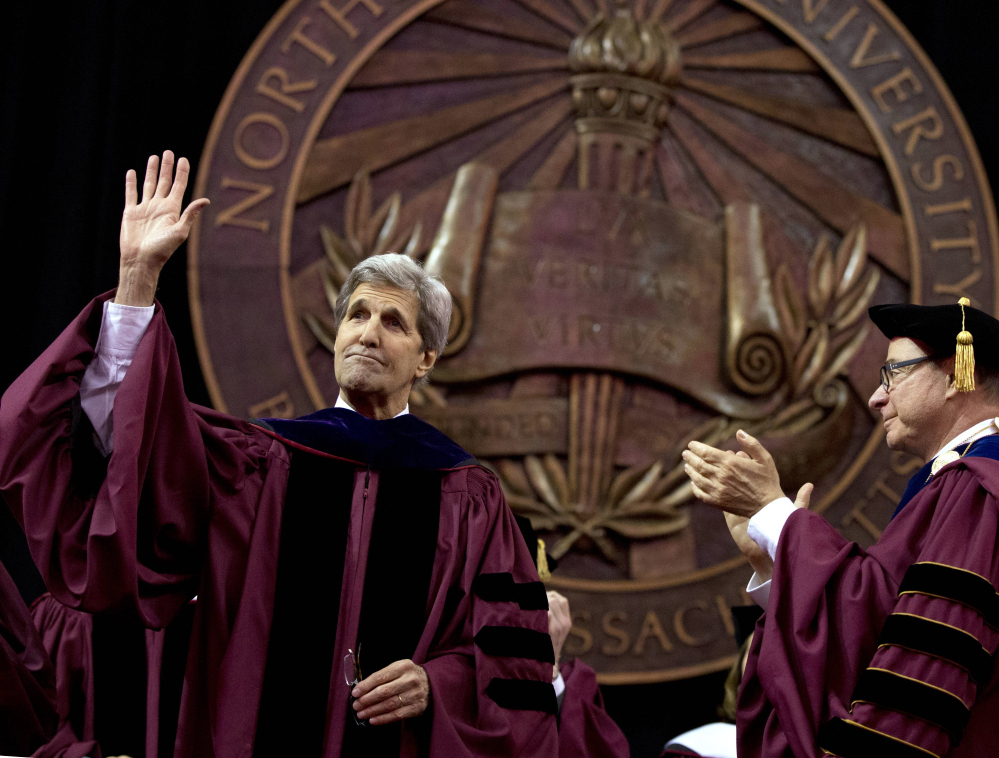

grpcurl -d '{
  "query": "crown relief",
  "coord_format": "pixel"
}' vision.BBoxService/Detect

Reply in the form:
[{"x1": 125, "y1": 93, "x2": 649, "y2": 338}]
[{"x1": 568, "y1": 5, "x2": 683, "y2": 143}]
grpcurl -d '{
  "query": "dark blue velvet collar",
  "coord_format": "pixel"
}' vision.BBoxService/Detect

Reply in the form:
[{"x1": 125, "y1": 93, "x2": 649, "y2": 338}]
[
  {"x1": 891, "y1": 435, "x2": 999, "y2": 520},
  {"x1": 257, "y1": 407, "x2": 474, "y2": 470}
]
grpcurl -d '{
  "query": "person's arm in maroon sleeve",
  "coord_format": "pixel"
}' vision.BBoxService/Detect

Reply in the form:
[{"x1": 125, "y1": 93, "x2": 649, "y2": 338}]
[
  {"x1": 0, "y1": 152, "x2": 217, "y2": 628},
  {"x1": 811, "y1": 461, "x2": 999, "y2": 758},
  {"x1": 685, "y1": 429, "x2": 999, "y2": 758},
  {"x1": 409, "y1": 469, "x2": 558, "y2": 757}
]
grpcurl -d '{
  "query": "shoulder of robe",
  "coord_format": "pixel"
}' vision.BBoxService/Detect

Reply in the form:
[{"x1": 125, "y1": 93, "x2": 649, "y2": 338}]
[
  {"x1": 957, "y1": 456, "x2": 999, "y2": 501},
  {"x1": 448, "y1": 466, "x2": 517, "y2": 524},
  {"x1": 458, "y1": 463, "x2": 503, "y2": 496},
  {"x1": 905, "y1": 457, "x2": 999, "y2": 517},
  {"x1": 192, "y1": 407, "x2": 289, "y2": 465}
]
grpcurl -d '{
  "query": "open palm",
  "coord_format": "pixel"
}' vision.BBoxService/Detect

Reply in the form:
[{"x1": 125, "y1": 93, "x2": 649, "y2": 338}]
[{"x1": 119, "y1": 150, "x2": 208, "y2": 270}]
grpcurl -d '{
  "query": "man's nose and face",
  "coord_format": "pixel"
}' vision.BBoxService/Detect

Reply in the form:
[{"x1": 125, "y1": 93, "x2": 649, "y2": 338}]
[
  {"x1": 333, "y1": 283, "x2": 436, "y2": 401},
  {"x1": 868, "y1": 337, "x2": 950, "y2": 456}
]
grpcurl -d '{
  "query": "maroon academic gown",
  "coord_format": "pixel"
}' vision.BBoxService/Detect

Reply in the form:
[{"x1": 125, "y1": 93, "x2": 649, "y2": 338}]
[
  {"x1": 0, "y1": 560, "x2": 97, "y2": 758},
  {"x1": 557, "y1": 659, "x2": 630, "y2": 758},
  {"x1": 0, "y1": 293, "x2": 558, "y2": 758},
  {"x1": 31, "y1": 590, "x2": 197, "y2": 758},
  {"x1": 30, "y1": 594, "x2": 95, "y2": 748},
  {"x1": 738, "y1": 450, "x2": 999, "y2": 757}
]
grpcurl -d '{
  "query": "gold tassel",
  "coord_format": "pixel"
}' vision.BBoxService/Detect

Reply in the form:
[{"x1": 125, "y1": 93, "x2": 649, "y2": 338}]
[
  {"x1": 536, "y1": 538, "x2": 551, "y2": 581},
  {"x1": 955, "y1": 297, "x2": 975, "y2": 392}
]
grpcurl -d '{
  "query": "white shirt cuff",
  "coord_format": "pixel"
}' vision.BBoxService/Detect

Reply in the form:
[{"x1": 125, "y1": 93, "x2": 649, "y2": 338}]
[
  {"x1": 746, "y1": 572, "x2": 771, "y2": 610},
  {"x1": 552, "y1": 672, "x2": 565, "y2": 698},
  {"x1": 98, "y1": 300, "x2": 155, "y2": 357},
  {"x1": 79, "y1": 300, "x2": 155, "y2": 455},
  {"x1": 747, "y1": 496, "x2": 796, "y2": 561}
]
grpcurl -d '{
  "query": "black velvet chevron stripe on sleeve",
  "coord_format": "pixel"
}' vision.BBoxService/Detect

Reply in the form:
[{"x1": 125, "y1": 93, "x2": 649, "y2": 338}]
[
  {"x1": 472, "y1": 573, "x2": 549, "y2": 610},
  {"x1": 877, "y1": 613, "x2": 994, "y2": 684},
  {"x1": 851, "y1": 668, "x2": 970, "y2": 742},
  {"x1": 474, "y1": 626, "x2": 555, "y2": 663},
  {"x1": 819, "y1": 718, "x2": 938, "y2": 758},
  {"x1": 485, "y1": 678, "x2": 558, "y2": 714},
  {"x1": 898, "y1": 562, "x2": 999, "y2": 629}
]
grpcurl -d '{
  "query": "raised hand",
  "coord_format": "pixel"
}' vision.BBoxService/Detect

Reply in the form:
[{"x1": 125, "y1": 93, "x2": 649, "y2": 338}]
[
  {"x1": 682, "y1": 430, "x2": 786, "y2": 518},
  {"x1": 116, "y1": 151, "x2": 209, "y2": 306}
]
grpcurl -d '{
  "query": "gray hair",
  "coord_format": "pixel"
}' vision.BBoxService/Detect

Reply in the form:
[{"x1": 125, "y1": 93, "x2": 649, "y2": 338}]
[{"x1": 334, "y1": 253, "x2": 452, "y2": 376}]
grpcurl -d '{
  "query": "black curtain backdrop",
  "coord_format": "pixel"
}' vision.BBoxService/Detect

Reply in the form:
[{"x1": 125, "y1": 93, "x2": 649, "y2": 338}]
[
  {"x1": 3, "y1": 0, "x2": 999, "y2": 404},
  {"x1": 2, "y1": 2, "x2": 998, "y2": 756}
]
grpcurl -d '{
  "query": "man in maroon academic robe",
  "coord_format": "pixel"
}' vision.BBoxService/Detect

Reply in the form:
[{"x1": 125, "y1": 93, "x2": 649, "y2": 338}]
[
  {"x1": 0, "y1": 151, "x2": 557, "y2": 757},
  {"x1": 683, "y1": 300, "x2": 999, "y2": 757}
]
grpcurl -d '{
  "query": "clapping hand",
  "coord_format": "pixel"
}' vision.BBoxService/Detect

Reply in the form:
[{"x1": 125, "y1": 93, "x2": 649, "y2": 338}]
[
  {"x1": 721, "y1": 452, "x2": 813, "y2": 580},
  {"x1": 116, "y1": 150, "x2": 209, "y2": 306},
  {"x1": 682, "y1": 430, "x2": 786, "y2": 518},
  {"x1": 684, "y1": 435, "x2": 813, "y2": 579}
]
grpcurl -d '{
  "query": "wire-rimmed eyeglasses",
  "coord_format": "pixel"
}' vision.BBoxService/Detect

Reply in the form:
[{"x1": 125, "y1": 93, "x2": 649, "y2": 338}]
[
  {"x1": 880, "y1": 356, "x2": 933, "y2": 392},
  {"x1": 344, "y1": 646, "x2": 369, "y2": 727}
]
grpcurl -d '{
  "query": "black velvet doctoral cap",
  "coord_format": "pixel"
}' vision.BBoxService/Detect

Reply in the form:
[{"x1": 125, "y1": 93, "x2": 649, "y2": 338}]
[{"x1": 868, "y1": 302, "x2": 999, "y2": 370}]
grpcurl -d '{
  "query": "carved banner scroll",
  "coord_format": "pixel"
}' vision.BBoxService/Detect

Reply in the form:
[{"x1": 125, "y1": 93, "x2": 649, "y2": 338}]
[
  {"x1": 432, "y1": 189, "x2": 785, "y2": 419},
  {"x1": 424, "y1": 163, "x2": 498, "y2": 356},
  {"x1": 724, "y1": 203, "x2": 786, "y2": 396}
]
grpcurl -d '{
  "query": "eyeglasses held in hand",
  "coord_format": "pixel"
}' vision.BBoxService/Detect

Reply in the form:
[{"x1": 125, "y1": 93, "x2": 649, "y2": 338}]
[{"x1": 344, "y1": 646, "x2": 369, "y2": 727}]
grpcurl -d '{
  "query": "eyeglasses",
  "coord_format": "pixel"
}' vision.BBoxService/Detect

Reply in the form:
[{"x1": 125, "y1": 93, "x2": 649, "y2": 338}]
[
  {"x1": 344, "y1": 646, "x2": 369, "y2": 727},
  {"x1": 880, "y1": 356, "x2": 933, "y2": 392}
]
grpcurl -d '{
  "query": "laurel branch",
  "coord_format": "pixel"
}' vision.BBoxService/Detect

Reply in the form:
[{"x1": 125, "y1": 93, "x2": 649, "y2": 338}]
[{"x1": 494, "y1": 224, "x2": 880, "y2": 561}]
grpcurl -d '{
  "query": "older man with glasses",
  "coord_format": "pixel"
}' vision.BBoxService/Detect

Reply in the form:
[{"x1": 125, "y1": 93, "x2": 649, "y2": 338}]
[
  {"x1": 0, "y1": 152, "x2": 557, "y2": 758},
  {"x1": 682, "y1": 299, "x2": 999, "y2": 758}
]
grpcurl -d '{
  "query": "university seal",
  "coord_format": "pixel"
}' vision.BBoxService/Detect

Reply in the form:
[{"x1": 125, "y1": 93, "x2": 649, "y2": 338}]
[{"x1": 189, "y1": 0, "x2": 999, "y2": 682}]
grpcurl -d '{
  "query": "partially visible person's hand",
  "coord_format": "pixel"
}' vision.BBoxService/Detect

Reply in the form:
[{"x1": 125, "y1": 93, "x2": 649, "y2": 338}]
[
  {"x1": 352, "y1": 658, "x2": 430, "y2": 725},
  {"x1": 683, "y1": 430, "x2": 784, "y2": 518},
  {"x1": 116, "y1": 150, "x2": 209, "y2": 306},
  {"x1": 724, "y1": 457, "x2": 813, "y2": 582},
  {"x1": 547, "y1": 590, "x2": 571, "y2": 680},
  {"x1": 791, "y1": 482, "x2": 813, "y2": 511},
  {"x1": 725, "y1": 511, "x2": 773, "y2": 580}
]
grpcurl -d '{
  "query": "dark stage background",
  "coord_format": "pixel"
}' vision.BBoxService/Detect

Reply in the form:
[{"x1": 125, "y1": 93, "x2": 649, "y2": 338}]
[{"x1": 2, "y1": 2, "x2": 998, "y2": 756}]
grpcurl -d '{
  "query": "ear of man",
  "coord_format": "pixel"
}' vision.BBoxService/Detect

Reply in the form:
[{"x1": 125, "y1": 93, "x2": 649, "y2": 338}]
[{"x1": 415, "y1": 349, "x2": 438, "y2": 378}]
